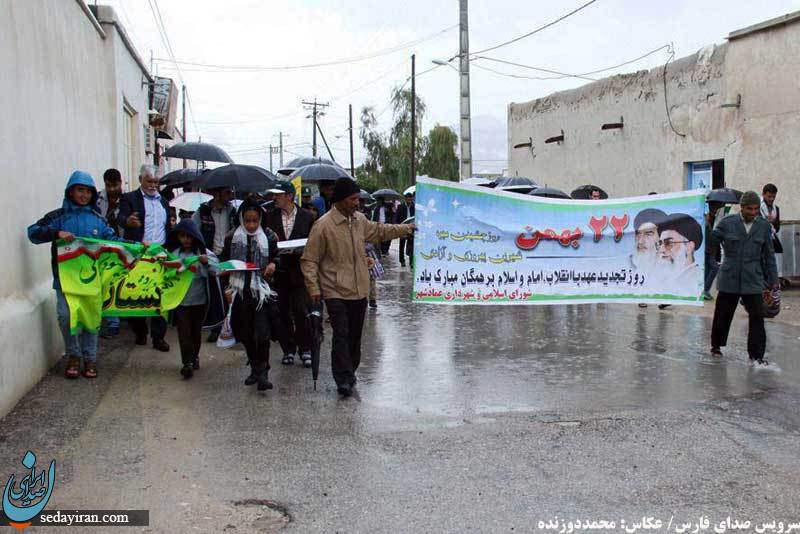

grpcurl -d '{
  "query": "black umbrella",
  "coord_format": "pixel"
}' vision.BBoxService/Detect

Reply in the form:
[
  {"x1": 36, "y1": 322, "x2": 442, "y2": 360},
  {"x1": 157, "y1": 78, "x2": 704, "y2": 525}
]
[
  {"x1": 277, "y1": 156, "x2": 338, "y2": 176},
  {"x1": 359, "y1": 189, "x2": 374, "y2": 202},
  {"x1": 160, "y1": 168, "x2": 206, "y2": 188},
  {"x1": 372, "y1": 188, "x2": 401, "y2": 200},
  {"x1": 307, "y1": 304, "x2": 324, "y2": 390},
  {"x1": 529, "y1": 186, "x2": 571, "y2": 199},
  {"x1": 196, "y1": 164, "x2": 278, "y2": 193},
  {"x1": 706, "y1": 188, "x2": 742, "y2": 204},
  {"x1": 571, "y1": 184, "x2": 608, "y2": 200},
  {"x1": 162, "y1": 142, "x2": 233, "y2": 163},
  {"x1": 289, "y1": 163, "x2": 352, "y2": 183},
  {"x1": 495, "y1": 176, "x2": 538, "y2": 189}
]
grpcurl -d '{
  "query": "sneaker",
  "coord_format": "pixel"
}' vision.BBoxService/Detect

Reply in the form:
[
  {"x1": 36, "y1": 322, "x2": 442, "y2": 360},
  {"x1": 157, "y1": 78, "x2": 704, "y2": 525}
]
[
  {"x1": 369, "y1": 299, "x2": 377, "y2": 309},
  {"x1": 281, "y1": 353, "x2": 295, "y2": 365},
  {"x1": 658, "y1": 304, "x2": 670, "y2": 310},
  {"x1": 753, "y1": 359, "x2": 771, "y2": 369},
  {"x1": 703, "y1": 292, "x2": 714, "y2": 301},
  {"x1": 301, "y1": 352, "x2": 312, "y2": 368},
  {"x1": 180, "y1": 364, "x2": 194, "y2": 379},
  {"x1": 710, "y1": 347, "x2": 723, "y2": 358}
]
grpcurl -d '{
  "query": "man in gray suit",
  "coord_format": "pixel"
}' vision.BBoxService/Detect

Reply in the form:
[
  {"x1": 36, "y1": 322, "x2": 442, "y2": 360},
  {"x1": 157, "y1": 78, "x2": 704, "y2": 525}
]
[{"x1": 709, "y1": 191, "x2": 778, "y2": 366}]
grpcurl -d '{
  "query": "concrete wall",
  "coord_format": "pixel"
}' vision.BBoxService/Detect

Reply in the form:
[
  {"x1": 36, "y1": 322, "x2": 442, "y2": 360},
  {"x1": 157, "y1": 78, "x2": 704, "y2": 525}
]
[
  {"x1": 507, "y1": 17, "x2": 800, "y2": 219},
  {"x1": 0, "y1": 1, "x2": 149, "y2": 418},
  {"x1": 95, "y1": 5, "x2": 151, "y2": 191}
]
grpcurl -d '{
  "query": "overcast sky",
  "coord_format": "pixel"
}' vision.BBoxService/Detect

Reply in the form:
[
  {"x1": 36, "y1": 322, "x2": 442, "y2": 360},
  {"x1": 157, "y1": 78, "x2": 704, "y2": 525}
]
[{"x1": 105, "y1": 0, "x2": 799, "y2": 175}]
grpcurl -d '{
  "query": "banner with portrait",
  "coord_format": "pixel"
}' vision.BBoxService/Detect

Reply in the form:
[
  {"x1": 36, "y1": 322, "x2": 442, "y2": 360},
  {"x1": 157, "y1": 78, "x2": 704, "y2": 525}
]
[{"x1": 413, "y1": 177, "x2": 706, "y2": 306}]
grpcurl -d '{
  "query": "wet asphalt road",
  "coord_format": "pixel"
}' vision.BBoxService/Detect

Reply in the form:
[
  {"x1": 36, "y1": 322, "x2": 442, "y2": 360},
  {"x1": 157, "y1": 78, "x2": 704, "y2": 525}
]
[{"x1": 2, "y1": 250, "x2": 800, "y2": 533}]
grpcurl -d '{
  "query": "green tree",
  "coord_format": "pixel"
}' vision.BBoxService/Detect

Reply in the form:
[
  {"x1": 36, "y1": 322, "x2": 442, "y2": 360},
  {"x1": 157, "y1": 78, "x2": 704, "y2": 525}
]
[
  {"x1": 420, "y1": 124, "x2": 458, "y2": 181},
  {"x1": 386, "y1": 87, "x2": 426, "y2": 191},
  {"x1": 358, "y1": 86, "x2": 427, "y2": 192}
]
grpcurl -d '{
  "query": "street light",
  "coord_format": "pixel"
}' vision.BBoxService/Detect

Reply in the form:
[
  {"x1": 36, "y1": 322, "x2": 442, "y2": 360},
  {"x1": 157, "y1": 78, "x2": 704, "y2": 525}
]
[{"x1": 432, "y1": 59, "x2": 457, "y2": 70}]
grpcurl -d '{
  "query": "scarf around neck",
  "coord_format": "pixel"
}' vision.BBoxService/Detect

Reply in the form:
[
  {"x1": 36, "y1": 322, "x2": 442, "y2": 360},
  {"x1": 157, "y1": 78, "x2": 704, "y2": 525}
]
[{"x1": 228, "y1": 215, "x2": 275, "y2": 309}]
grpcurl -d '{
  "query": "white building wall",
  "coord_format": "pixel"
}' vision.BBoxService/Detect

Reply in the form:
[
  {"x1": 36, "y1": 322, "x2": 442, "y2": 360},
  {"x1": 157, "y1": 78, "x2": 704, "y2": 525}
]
[
  {"x1": 507, "y1": 17, "x2": 800, "y2": 219},
  {"x1": 0, "y1": 0, "x2": 150, "y2": 417},
  {"x1": 95, "y1": 5, "x2": 152, "y2": 192}
]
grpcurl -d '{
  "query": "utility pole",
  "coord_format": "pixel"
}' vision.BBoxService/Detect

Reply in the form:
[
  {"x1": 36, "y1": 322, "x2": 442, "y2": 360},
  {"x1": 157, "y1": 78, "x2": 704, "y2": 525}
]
[
  {"x1": 411, "y1": 54, "x2": 417, "y2": 185},
  {"x1": 302, "y1": 99, "x2": 329, "y2": 157},
  {"x1": 279, "y1": 131, "x2": 284, "y2": 167},
  {"x1": 269, "y1": 144, "x2": 273, "y2": 172},
  {"x1": 348, "y1": 104, "x2": 355, "y2": 177},
  {"x1": 181, "y1": 84, "x2": 187, "y2": 168},
  {"x1": 459, "y1": 0, "x2": 472, "y2": 180},
  {"x1": 315, "y1": 122, "x2": 336, "y2": 163}
]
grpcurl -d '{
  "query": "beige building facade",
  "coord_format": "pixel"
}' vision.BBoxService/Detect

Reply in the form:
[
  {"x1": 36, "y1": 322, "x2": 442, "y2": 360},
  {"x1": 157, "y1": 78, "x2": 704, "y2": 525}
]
[{"x1": 508, "y1": 12, "x2": 800, "y2": 215}]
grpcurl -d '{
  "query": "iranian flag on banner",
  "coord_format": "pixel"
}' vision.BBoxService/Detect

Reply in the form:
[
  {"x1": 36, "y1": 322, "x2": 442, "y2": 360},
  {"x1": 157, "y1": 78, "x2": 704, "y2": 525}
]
[
  {"x1": 57, "y1": 239, "x2": 196, "y2": 334},
  {"x1": 214, "y1": 260, "x2": 260, "y2": 272}
]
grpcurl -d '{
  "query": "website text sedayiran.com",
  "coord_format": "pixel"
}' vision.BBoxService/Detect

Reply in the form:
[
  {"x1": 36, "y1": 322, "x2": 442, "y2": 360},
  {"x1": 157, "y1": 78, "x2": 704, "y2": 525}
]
[{"x1": 1, "y1": 510, "x2": 149, "y2": 527}]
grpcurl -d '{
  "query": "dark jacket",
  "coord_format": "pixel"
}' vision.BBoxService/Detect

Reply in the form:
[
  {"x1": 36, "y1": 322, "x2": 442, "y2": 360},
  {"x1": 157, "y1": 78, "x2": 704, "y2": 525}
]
[
  {"x1": 117, "y1": 189, "x2": 171, "y2": 243},
  {"x1": 395, "y1": 202, "x2": 415, "y2": 224},
  {"x1": 166, "y1": 219, "x2": 225, "y2": 329},
  {"x1": 710, "y1": 214, "x2": 778, "y2": 295},
  {"x1": 371, "y1": 204, "x2": 396, "y2": 224},
  {"x1": 28, "y1": 171, "x2": 122, "y2": 289},
  {"x1": 264, "y1": 206, "x2": 315, "y2": 289},
  {"x1": 191, "y1": 201, "x2": 239, "y2": 259}
]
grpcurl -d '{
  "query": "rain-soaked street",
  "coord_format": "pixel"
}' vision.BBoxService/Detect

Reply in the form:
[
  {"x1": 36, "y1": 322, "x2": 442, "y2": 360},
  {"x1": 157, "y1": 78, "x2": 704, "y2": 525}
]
[{"x1": 3, "y1": 252, "x2": 800, "y2": 533}]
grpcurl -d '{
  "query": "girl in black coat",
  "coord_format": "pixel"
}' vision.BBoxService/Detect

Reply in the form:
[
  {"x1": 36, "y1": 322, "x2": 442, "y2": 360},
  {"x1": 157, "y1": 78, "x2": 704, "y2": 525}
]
[{"x1": 223, "y1": 200, "x2": 281, "y2": 391}]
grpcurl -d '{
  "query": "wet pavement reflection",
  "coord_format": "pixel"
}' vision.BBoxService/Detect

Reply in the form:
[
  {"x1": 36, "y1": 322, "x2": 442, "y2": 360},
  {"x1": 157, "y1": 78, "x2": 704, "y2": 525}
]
[{"x1": 351, "y1": 260, "x2": 799, "y2": 419}]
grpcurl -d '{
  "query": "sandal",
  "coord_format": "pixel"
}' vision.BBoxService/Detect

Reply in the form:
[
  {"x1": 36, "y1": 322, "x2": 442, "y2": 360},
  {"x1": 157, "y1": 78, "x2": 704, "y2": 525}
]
[
  {"x1": 82, "y1": 361, "x2": 97, "y2": 379},
  {"x1": 64, "y1": 356, "x2": 80, "y2": 379}
]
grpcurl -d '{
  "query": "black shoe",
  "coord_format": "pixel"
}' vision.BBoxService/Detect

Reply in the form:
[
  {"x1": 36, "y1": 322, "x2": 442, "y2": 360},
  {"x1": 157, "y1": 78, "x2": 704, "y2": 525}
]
[
  {"x1": 180, "y1": 364, "x2": 193, "y2": 379},
  {"x1": 369, "y1": 299, "x2": 377, "y2": 309},
  {"x1": 153, "y1": 339, "x2": 170, "y2": 352},
  {"x1": 658, "y1": 304, "x2": 670, "y2": 310},
  {"x1": 192, "y1": 357, "x2": 200, "y2": 370},
  {"x1": 206, "y1": 331, "x2": 219, "y2": 343},
  {"x1": 135, "y1": 334, "x2": 147, "y2": 346},
  {"x1": 257, "y1": 376, "x2": 273, "y2": 391},
  {"x1": 244, "y1": 373, "x2": 258, "y2": 386},
  {"x1": 337, "y1": 384, "x2": 352, "y2": 397}
]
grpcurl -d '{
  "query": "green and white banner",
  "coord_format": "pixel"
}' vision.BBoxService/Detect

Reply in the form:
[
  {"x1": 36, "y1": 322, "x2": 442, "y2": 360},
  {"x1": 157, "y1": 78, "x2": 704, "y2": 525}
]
[
  {"x1": 413, "y1": 177, "x2": 707, "y2": 306},
  {"x1": 57, "y1": 238, "x2": 258, "y2": 333}
]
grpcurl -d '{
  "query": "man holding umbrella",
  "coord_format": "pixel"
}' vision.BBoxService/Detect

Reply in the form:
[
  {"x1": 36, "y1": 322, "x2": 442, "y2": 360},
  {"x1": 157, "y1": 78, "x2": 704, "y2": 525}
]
[
  {"x1": 371, "y1": 197, "x2": 397, "y2": 256},
  {"x1": 301, "y1": 178, "x2": 414, "y2": 397},
  {"x1": 117, "y1": 164, "x2": 172, "y2": 352},
  {"x1": 265, "y1": 182, "x2": 315, "y2": 367}
]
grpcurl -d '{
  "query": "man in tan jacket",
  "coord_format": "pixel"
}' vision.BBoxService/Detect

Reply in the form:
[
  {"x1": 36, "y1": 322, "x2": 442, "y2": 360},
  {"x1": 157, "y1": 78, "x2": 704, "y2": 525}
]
[{"x1": 301, "y1": 177, "x2": 414, "y2": 396}]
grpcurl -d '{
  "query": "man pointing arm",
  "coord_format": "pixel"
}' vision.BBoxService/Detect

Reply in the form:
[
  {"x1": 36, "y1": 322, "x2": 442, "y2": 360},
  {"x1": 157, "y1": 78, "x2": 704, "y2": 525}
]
[{"x1": 301, "y1": 178, "x2": 413, "y2": 397}]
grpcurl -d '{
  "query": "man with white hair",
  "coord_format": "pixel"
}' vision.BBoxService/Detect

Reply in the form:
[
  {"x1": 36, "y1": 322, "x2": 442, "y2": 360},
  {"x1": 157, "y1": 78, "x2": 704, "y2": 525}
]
[{"x1": 117, "y1": 163, "x2": 172, "y2": 352}]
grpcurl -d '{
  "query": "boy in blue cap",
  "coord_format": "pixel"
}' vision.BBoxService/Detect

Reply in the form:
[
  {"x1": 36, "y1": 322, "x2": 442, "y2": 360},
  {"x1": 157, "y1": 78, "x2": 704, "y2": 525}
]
[{"x1": 28, "y1": 171, "x2": 124, "y2": 379}]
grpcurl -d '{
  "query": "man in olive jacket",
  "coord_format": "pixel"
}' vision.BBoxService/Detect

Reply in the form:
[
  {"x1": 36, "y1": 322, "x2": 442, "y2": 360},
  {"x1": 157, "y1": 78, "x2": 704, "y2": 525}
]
[
  {"x1": 709, "y1": 191, "x2": 778, "y2": 365},
  {"x1": 301, "y1": 178, "x2": 414, "y2": 396}
]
